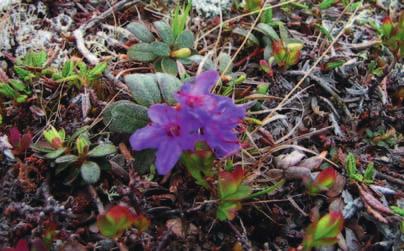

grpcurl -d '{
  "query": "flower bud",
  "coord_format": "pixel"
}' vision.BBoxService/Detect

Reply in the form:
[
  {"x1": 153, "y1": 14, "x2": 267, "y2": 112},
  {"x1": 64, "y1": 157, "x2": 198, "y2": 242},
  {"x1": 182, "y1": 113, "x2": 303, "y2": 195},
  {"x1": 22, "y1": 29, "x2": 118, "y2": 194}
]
[{"x1": 170, "y1": 48, "x2": 192, "y2": 58}]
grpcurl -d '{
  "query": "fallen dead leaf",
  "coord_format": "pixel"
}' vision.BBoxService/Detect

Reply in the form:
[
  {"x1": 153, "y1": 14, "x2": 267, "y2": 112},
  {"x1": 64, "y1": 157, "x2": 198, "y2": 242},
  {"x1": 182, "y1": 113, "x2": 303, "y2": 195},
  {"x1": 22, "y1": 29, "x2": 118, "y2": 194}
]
[{"x1": 275, "y1": 150, "x2": 306, "y2": 169}]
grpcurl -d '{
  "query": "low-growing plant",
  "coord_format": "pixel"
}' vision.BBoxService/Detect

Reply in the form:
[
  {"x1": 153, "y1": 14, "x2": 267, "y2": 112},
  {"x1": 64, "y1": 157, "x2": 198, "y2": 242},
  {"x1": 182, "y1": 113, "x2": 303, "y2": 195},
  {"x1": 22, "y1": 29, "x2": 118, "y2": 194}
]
[
  {"x1": 242, "y1": 0, "x2": 262, "y2": 12},
  {"x1": 306, "y1": 167, "x2": 337, "y2": 195},
  {"x1": 50, "y1": 60, "x2": 107, "y2": 88},
  {"x1": 33, "y1": 126, "x2": 116, "y2": 185},
  {"x1": 127, "y1": 5, "x2": 196, "y2": 75},
  {"x1": 302, "y1": 211, "x2": 344, "y2": 250},
  {"x1": 96, "y1": 205, "x2": 150, "y2": 238},
  {"x1": 345, "y1": 153, "x2": 375, "y2": 184},
  {"x1": 14, "y1": 50, "x2": 106, "y2": 90},
  {"x1": 366, "y1": 128, "x2": 402, "y2": 148},
  {"x1": 234, "y1": 21, "x2": 303, "y2": 73},
  {"x1": 8, "y1": 127, "x2": 32, "y2": 156},
  {"x1": 216, "y1": 167, "x2": 252, "y2": 221},
  {"x1": 0, "y1": 79, "x2": 31, "y2": 103},
  {"x1": 128, "y1": 70, "x2": 245, "y2": 175},
  {"x1": 370, "y1": 14, "x2": 404, "y2": 58},
  {"x1": 14, "y1": 50, "x2": 48, "y2": 82}
]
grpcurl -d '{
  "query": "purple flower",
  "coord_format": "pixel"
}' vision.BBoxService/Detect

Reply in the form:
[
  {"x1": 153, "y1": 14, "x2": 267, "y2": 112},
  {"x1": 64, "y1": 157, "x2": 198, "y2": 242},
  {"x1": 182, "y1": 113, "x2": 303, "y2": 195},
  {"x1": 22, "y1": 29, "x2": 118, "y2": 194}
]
[
  {"x1": 130, "y1": 70, "x2": 245, "y2": 175},
  {"x1": 175, "y1": 70, "x2": 219, "y2": 109},
  {"x1": 130, "y1": 104, "x2": 200, "y2": 175},
  {"x1": 196, "y1": 96, "x2": 245, "y2": 157},
  {"x1": 176, "y1": 70, "x2": 245, "y2": 158}
]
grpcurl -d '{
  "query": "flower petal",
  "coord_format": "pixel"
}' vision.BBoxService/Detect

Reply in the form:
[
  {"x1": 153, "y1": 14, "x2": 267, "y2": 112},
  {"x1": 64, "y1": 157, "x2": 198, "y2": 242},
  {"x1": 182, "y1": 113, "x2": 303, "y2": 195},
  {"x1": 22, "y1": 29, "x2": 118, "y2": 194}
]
[
  {"x1": 130, "y1": 125, "x2": 165, "y2": 150},
  {"x1": 187, "y1": 70, "x2": 219, "y2": 95},
  {"x1": 155, "y1": 141, "x2": 182, "y2": 175},
  {"x1": 147, "y1": 104, "x2": 177, "y2": 125}
]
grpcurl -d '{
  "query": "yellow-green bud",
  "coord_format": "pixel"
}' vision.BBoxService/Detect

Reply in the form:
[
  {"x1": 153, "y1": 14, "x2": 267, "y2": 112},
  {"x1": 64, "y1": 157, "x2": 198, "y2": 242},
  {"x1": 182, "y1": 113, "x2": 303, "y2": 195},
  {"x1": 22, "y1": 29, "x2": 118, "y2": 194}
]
[{"x1": 170, "y1": 48, "x2": 192, "y2": 58}]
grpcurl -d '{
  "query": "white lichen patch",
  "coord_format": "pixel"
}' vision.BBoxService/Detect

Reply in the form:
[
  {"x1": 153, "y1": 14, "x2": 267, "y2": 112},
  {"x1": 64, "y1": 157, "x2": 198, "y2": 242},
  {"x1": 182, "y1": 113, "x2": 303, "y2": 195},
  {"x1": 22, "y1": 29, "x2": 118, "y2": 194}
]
[
  {"x1": 192, "y1": 0, "x2": 232, "y2": 18},
  {"x1": 0, "y1": 1, "x2": 77, "y2": 67},
  {"x1": 0, "y1": 0, "x2": 20, "y2": 12}
]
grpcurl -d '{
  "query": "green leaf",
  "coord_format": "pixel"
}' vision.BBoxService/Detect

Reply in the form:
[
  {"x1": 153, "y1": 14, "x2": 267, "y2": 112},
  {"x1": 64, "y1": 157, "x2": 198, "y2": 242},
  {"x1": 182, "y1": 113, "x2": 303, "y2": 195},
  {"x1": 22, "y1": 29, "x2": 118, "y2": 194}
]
[
  {"x1": 153, "y1": 21, "x2": 174, "y2": 45},
  {"x1": 150, "y1": 42, "x2": 170, "y2": 57},
  {"x1": 315, "y1": 24, "x2": 333, "y2": 41},
  {"x1": 248, "y1": 179, "x2": 285, "y2": 199},
  {"x1": 14, "y1": 66, "x2": 35, "y2": 81},
  {"x1": 303, "y1": 212, "x2": 344, "y2": 250},
  {"x1": 103, "y1": 100, "x2": 148, "y2": 134},
  {"x1": 88, "y1": 62, "x2": 107, "y2": 79},
  {"x1": 127, "y1": 43, "x2": 158, "y2": 62},
  {"x1": 15, "y1": 95, "x2": 28, "y2": 103},
  {"x1": 154, "y1": 72, "x2": 182, "y2": 104},
  {"x1": 218, "y1": 52, "x2": 233, "y2": 75},
  {"x1": 55, "y1": 154, "x2": 78, "y2": 164},
  {"x1": 319, "y1": 0, "x2": 337, "y2": 9},
  {"x1": 160, "y1": 57, "x2": 178, "y2": 75},
  {"x1": 278, "y1": 23, "x2": 288, "y2": 43},
  {"x1": 391, "y1": 206, "x2": 404, "y2": 217},
  {"x1": 173, "y1": 30, "x2": 194, "y2": 49},
  {"x1": 244, "y1": 0, "x2": 261, "y2": 12},
  {"x1": 62, "y1": 60, "x2": 75, "y2": 77},
  {"x1": 255, "y1": 23, "x2": 280, "y2": 40},
  {"x1": 0, "y1": 83, "x2": 17, "y2": 97},
  {"x1": 232, "y1": 27, "x2": 260, "y2": 45},
  {"x1": 88, "y1": 143, "x2": 117, "y2": 157},
  {"x1": 260, "y1": 8, "x2": 273, "y2": 24},
  {"x1": 216, "y1": 201, "x2": 241, "y2": 221},
  {"x1": 80, "y1": 161, "x2": 101, "y2": 184},
  {"x1": 9, "y1": 79, "x2": 28, "y2": 93},
  {"x1": 124, "y1": 74, "x2": 162, "y2": 106},
  {"x1": 363, "y1": 162, "x2": 375, "y2": 183},
  {"x1": 126, "y1": 22, "x2": 155, "y2": 43},
  {"x1": 22, "y1": 50, "x2": 47, "y2": 68},
  {"x1": 171, "y1": 1, "x2": 192, "y2": 39},
  {"x1": 223, "y1": 184, "x2": 251, "y2": 200},
  {"x1": 345, "y1": 152, "x2": 363, "y2": 181},
  {"x1": 45, "y1": 148, "x2": 67, "y2": 159}
]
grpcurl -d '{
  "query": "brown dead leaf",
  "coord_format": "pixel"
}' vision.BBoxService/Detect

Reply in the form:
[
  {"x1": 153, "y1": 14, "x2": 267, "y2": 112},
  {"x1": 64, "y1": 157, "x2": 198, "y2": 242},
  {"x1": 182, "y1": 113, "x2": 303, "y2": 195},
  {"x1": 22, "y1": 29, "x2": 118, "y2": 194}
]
[
  {"x1": 166, "y1": 218, "x2": 184, "y2": 238},
  {"x1": 329, "y1": 198, "x2": 345, "y2": 212},
  {"x1": 327, "y1": 173, "x2": 346, "y2": 197},
  {"x1": 298, "y1": 151, "x2": 327, "y2": 170},
  {"x1": 284, "y1": 166, "x2": 311, "y2": 180},
  {"x1": 275, "y1": 150, "x2": 306, "y2": 169},
  {"x1": 363, "y1": 202, "x2": 389, "y2": 224},
  {"x1": 358, "y1": 184, "x2": 393, "y2": 216}
]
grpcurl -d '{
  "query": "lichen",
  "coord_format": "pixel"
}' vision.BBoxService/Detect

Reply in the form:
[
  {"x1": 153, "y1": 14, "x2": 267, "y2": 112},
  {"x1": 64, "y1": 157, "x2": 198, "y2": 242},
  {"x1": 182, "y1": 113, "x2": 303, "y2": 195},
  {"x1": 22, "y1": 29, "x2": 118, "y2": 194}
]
[{"x1": 192, "y1": 0, "x2": 232, "y2": 18}]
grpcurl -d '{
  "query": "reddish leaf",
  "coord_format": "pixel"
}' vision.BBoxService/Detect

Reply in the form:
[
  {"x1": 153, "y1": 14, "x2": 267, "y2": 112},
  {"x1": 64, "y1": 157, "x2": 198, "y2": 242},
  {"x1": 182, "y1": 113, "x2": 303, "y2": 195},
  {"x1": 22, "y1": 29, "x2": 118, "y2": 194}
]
[
  {"x1": 218, "y1": 167, "x2": 245, "y2": 198},
  {"x1": 259, "y1": 59, "x2": 273, "y2": 77},
  {"x1": 1, "y1": 239, "x2": 30, "y2": 251},
  {"x1": 43, "y1": 220, "x2": 57, "y2": 247},
  {"x1": 381, "y1": 16, "x2": 393, "y2": 37},
  {"x1": 285, "y1": 43, "x2": 303, "y2": 67},
  {"x1": 303, "y1": 211, "x2": 344, "y2": 250},
  {"x1": 272, "y1": 40, "x2": 286, "y2": 64},
  {"x1": 217, "y1": 167, "x2": 251, "y2": 221},
  {"x1": 19, "y1": 132, "x2": 32, "y2": 151},
  {"x1": 216, "y1": 201, "x2": 241, "y2": 221},
  {"x1": 308, "y1": 168, "x2": 337, "y2": 194},
  {"x1": 97, "y1": 205, "x2": 149, "y2": 238},
  {"x1": 8, "y1": 127, "x2": 21, "y2": 147}
]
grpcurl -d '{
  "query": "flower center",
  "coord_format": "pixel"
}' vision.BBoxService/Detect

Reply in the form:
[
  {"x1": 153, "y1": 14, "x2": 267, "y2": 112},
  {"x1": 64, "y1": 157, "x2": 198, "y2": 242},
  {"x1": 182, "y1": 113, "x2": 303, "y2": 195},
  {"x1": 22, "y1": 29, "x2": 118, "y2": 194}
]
[
  {"x1": 186, "y1": 95, "x2": 204, "y2": 107},
  {"x1": 166, "y1": 124, "x2": 181, "y2": 137}
]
